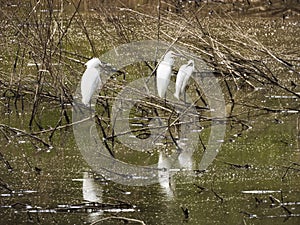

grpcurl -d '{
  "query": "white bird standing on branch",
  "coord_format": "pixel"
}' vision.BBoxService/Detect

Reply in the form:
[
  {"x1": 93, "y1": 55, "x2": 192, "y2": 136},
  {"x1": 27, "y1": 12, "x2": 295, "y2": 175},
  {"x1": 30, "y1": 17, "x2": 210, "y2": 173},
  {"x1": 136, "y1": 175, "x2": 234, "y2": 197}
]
[
  {"x1": 156, "y1": 51, "x2": 176, "y2": 98},
  {"x1": 81, "y1": 58, "x2": 102, "y2": 106},
  {"x1": 174, "y1": 60, "x2": 194, "y2": 100}
]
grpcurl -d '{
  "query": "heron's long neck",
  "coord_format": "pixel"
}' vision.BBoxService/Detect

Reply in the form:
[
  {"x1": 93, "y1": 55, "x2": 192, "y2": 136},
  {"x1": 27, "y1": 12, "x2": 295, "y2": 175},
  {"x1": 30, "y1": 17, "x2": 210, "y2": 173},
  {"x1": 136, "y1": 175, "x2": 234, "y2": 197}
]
[
  {"x1": 87, "y1": 66, "x2": 101, "y2": 72},
  {"x1": 161, "y1": 59, "x2": 173, "y2": 66}
]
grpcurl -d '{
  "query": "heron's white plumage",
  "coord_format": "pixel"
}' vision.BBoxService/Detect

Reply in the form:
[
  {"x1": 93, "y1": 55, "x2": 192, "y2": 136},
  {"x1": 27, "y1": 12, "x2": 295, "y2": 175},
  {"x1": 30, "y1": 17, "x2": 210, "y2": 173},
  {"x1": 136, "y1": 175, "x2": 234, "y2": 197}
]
[
  {"x1": 156, "y1": 51, "x2": 176, "y2": 98},
  {"x1": 174, "y1": 60, "x2": 194, "y2": 100},
  {"x1": 85, "y1": 58, "x2": 102, "y2": 69},
  {"x1": 81, "y1": 58, "x2": 101, "y2": 106}
]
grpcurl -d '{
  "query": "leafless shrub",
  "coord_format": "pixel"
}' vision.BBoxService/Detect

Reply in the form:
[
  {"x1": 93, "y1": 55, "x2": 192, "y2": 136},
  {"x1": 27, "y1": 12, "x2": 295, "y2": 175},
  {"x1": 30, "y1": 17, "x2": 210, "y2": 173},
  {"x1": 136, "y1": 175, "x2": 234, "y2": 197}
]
[{"x1": 0, "y1": 0, "x2": 299, "y2": 145}]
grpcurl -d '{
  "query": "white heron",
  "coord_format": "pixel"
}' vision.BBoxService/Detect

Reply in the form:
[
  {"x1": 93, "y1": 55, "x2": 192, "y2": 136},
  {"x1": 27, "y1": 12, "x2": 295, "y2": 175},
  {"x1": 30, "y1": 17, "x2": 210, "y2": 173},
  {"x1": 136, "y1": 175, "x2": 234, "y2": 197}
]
[
  {"x1": 80, "y1": 58, "x2": 102, "y2": 106},
  {"x1": 156, "y1": 51, "x2": 176, "y2": 98},
  {"x1": 174, "y1": 60, "x2": 194, "y2": 100}
]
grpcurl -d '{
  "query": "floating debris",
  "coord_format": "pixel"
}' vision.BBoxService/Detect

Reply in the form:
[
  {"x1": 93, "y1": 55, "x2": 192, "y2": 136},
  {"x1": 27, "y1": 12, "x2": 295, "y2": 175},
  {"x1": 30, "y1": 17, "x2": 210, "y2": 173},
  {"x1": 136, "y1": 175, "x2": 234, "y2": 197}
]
[
  {"x1": 242, "y1": 190, "x2": 281, "y2": 194},
  {"x1": 266, "y1": 95, "x2": 299, "y2": 99},
  {"x1": 0, "y1": 190, "x2": 37, "y2": 197}
]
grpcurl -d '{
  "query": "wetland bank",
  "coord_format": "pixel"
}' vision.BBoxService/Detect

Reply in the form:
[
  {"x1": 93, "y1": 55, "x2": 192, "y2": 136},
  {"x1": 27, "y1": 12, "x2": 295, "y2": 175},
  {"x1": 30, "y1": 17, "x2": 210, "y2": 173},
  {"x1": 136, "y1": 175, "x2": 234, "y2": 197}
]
[{"x1": 0, "y1": 0, "x2": 300, "y2": 224}]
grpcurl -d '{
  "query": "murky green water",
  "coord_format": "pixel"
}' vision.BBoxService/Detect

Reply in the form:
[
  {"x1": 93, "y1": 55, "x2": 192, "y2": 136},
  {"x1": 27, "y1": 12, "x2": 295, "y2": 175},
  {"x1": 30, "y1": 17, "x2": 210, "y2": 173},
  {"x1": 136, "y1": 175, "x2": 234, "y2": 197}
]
[
  {"x1": 1, "y1": 1, "x2": 300, "y2": 225},
  {"x1": 1, "y1": 103, "x2": 299, "y2": 225}
]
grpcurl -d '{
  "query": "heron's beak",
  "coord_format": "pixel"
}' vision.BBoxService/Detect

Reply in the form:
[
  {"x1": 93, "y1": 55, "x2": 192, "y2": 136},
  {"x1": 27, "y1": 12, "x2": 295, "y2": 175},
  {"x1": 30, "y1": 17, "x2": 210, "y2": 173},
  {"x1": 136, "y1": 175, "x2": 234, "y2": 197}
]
[{"x1": 172, "y1": 53, "x2": 181, "y2": 57}]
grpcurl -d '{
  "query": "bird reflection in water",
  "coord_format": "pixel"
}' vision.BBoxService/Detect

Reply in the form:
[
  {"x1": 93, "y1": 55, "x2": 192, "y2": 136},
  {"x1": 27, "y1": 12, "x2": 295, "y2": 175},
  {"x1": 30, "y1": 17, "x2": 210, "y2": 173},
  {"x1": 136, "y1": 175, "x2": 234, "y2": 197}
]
[
  {"x1": 157, "y1": 143, "x2": 194, "y2": 199},
  {"x1": 82, "y1": 171, "x2": 103, "y2": 222}
]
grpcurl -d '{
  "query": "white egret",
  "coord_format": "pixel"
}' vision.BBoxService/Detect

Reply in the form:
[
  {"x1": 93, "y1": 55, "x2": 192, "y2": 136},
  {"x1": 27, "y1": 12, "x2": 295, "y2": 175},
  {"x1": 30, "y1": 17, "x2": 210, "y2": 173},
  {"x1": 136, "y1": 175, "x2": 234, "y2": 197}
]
[
  {"x1": 156, "y1": 51, "x2": 176, "y2": 98},
  {"x1": 174, "y1": 60, "x2": 194, "y2": 100},
  {"x1": 80, "y1": 58, "x2": 102, "y2": 106}
]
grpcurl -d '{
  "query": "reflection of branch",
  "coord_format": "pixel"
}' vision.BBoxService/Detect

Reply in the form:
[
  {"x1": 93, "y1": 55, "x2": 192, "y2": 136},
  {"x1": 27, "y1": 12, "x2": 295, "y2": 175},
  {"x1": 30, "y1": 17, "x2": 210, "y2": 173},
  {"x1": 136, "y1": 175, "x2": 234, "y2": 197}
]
[
  {"x1": 0, "y1": 152, "x2": 13, "y2": 172},
  {"x1": 236, "y1": 102, "x2": 300, "y2": 113},
  {"x1": 106, "y1": 120, "x2": 193, "y2": 140},
  {"x1": 194, "y1": 183, "x2": 206, "y2": 193},
  {"x1": 31, "y1": 116, "x2": 93, "y2": 135},
  {"x1": 222, "y1": 161, "x2": 251, "y2": 169},
  {"x1": 181, "y1": 206, "x2": 189, "y2": 219},
  {"x1": 168, "y1": 110, "x2": 181, "y2": 150},
  {"x1": 211, "y1": 186, "x2": 224, "y2": 203},
  {"x1": 95, "y1": 115, "x2": 115, "y2": 158},
  {"x1": 269, "y1": 195, "x2": 293, "y2": 216},
  {"x1": 90, "y1": 216, "x2": 146, "y2": 225},
  {"x1": 281, "y1": 162, "x2": 300, "y2": 181},
  {"x1": 0, "y1": 178, "x2": 12, "y2": 192},
  {"x1": 0, "y1": 124, "x2": 50, "y2": 148}
]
